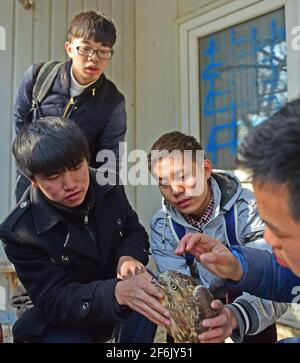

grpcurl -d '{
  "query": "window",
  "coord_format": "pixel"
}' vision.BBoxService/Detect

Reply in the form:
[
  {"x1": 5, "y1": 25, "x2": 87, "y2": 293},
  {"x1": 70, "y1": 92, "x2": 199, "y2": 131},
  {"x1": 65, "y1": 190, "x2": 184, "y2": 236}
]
[
  {"x1": 199, "y1": 8, "x2": 287, "y2": 169},
  {"x1": 180, "y1": 0, "x2": 300, "y2": 171}
]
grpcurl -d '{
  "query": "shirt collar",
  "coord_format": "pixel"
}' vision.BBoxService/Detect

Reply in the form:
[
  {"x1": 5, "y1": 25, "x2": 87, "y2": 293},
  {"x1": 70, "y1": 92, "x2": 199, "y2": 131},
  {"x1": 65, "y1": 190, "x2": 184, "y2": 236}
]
[
  {"x1": 69, "y1": 66, "x2": 97, "y2": 97},
  {"x1": 183, "y1": 180, "x2": 214, "y2": 229}
]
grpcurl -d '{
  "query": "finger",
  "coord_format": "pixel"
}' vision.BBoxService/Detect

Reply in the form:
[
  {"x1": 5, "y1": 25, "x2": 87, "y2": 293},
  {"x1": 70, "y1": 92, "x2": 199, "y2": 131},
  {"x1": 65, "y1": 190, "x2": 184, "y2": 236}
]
[
  {"x1": 199, "y1": 337, "x2": 225, "y2": 344},
  {"x1": 183, "y1": 233, "x2": 217, "y2": 255},
  {"x1": 175, "y1": 233, "x2": 192, "y2": 255},
  {"x1": 211, "y1": 299, "x2": 223, "y2": 310},
  {"x1": 134, "y1": 284, "x2": 171, "y2": 318},
  {"x1": 123, "y1": 270, "x2": 135, "y2": 279},
  {"x1": 198, "y1": 327, "x2": 224, "y2": 341},
  {"x1": 175, "y1": 235, "x2": 201, "y2": 256},
  {"x1": 185, "y1": 233, "x2": 207, "y2": 252},
  {"x1": 131, "y1": 296, "x2": 171, "y2": 325},
  {"x1": 138, "y1": 266, "x2": 147, "y2": 274},
  {"x1": 199, "y1": 252, "x2": 226, "y2": 264},
  {"x1": 143, "y1": 271, "x2": 157, "y2": 281},
  {"x1": 137, "y1": 277, "x2": 165, "y2": 300},
  {"x1": 129, "y1": 302, "x2": 171, "y2": 327},
  {"x1": 202, "y1": 314, "x2": 227, "y2": 328},
  {"x1": 188, "y1": 233, "x2": 220, "y2": 251}
]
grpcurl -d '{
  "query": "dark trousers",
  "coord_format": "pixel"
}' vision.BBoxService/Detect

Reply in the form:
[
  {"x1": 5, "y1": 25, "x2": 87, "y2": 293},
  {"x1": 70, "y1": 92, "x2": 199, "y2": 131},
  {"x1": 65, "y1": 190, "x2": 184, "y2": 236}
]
[{"x1": 37, "y1": 311, "x2": 157, "y2": 343}]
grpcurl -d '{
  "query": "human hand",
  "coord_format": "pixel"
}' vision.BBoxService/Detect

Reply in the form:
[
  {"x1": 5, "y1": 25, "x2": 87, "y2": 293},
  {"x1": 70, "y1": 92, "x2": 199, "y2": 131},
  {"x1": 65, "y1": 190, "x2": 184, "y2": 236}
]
[
  {"x1": 115, "y1": 272, "x2": 171, "y2": 327},
  {"x1": 117, "y1": 256, "x2": 146, "y2": 279},
  {"x1": 175, "y1": 233, "x2": 243, "y2": 281},
  {"x1": 198, "y1": 300, "x2": 238, "y2": 343}
]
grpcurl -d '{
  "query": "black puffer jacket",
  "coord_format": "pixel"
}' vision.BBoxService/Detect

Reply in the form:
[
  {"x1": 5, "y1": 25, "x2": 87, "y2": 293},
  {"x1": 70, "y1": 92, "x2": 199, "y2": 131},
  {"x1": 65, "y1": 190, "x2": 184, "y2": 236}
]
[
  {"x1": 0, "y1": 170, "x2": 149, "y2": 342},
  {"x1": 14, "y1": 60, "x2": 126, "y2": 168}
]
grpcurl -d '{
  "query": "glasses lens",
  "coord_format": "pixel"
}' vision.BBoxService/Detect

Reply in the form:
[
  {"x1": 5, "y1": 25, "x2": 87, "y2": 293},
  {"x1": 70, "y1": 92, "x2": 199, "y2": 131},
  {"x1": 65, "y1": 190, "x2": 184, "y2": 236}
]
[
  {"x1": 77, "y1": 46, "x2": 93, "y2": 56},
  {"x1": 97, "y1": 50, "x2": 113, "y2": 59},
  {"x1": 76, "y1": 46, "x2": 113, "y2": 59}
]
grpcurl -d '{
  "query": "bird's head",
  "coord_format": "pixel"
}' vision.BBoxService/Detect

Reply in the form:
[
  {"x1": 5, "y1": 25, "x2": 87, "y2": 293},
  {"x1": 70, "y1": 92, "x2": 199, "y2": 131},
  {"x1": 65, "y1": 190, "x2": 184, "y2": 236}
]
[{"x1": 152, "y1": 270, "x2": 197, "y2": 306}]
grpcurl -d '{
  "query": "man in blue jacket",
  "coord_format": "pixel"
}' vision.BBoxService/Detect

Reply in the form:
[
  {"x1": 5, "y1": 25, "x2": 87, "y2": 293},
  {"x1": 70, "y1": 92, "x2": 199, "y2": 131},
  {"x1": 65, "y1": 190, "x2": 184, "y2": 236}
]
[
  {"x1": 175, "y1": 100, "x2": 300, "y2": 342},
  {"x1": 14, "y1": 11, "x2": 126, "y2": 201},
  {"x1": 148, "y1": 132, "x2": 287, "y2": 343}
]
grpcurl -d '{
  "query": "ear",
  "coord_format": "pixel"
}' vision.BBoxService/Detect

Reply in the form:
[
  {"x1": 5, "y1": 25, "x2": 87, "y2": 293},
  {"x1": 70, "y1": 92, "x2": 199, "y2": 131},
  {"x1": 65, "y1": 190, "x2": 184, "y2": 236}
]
[
  {"x1": 65, "y1": 41, "x2": 73, "y2": 58},
  {"x1": 31, "y1": 179, "x2": 39, "y2": 189},
  {"x1": 203, "y1": 159, "x2": 212, "y2": 180}
]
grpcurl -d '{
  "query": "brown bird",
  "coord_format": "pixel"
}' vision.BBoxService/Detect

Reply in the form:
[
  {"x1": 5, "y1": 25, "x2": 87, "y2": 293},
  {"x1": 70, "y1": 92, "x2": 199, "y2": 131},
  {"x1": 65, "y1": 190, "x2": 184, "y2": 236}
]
[{"x1": 155, "y1": 270, "x2": 218, "y2": 343}]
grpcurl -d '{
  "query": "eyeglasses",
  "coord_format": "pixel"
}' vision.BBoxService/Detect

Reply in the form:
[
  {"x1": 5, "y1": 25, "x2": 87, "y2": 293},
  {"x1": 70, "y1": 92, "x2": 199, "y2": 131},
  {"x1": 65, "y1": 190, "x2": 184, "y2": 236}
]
[{"x1": 75, "y1": 46, "x2": 114, "y2": 60}]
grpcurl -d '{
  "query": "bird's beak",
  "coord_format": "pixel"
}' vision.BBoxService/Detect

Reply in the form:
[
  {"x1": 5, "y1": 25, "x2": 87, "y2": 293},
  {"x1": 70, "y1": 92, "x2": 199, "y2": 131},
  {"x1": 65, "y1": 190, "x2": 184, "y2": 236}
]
[{"x1": 151, "y1": 277, "x2": 164, "y2": 289}]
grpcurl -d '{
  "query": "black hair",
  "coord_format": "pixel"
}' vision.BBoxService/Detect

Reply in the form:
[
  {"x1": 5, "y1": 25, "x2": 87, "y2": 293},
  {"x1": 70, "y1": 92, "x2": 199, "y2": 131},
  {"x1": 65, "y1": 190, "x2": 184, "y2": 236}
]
[
  {"x1": 239, "y1": 99, "x2": 300, "y2": 220},
  {"x1": 13, "y1": 117, "x2": 90, "y2": 179},
  {"x1": 68, "y1": 11, "x2": 116, "y2": 47},
  {"x1": 148, "y1": 131, "x2": 204, "y2": 171}
]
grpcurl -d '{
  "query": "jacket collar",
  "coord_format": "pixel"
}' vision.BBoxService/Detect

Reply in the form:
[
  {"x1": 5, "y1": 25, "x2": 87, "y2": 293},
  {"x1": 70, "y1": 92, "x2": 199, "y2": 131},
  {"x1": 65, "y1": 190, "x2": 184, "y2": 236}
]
[
  {"x1": 31, "y1": 187, "x2": 65, "y2": 235},
  {"x1": 60, "y1": 60, "x2": 106, "y2": 97},
  {"x1": 211, "y1": 170, "x2": 241, "y2": 210}
]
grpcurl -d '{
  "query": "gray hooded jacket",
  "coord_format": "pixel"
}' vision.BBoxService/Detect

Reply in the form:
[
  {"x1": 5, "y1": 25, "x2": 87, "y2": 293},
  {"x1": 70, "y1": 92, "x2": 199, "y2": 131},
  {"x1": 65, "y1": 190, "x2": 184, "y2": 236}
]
[{"x1": 150, "y1": 170, "x2": 287, "y2": 342}]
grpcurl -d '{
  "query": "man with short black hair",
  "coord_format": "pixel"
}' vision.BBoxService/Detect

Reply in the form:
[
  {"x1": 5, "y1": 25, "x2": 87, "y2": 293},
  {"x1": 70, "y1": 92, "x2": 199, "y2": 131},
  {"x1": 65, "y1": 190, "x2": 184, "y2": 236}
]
[
  {"x1": 0, "y1": 117, "x2": 167, "y2": 343},
  {"x1": 14, "y1": 11, "x2": 126, "y2": 201},
  {"x1": 148, "y1": 131, "x2": 287, "y2": 343}
]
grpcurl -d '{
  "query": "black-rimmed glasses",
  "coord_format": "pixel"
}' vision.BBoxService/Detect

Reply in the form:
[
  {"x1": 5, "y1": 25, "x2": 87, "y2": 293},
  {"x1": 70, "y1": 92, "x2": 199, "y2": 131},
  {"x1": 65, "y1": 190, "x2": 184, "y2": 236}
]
[{"x1": 75, "y1": 46, "x2": 114, "y2": 60}]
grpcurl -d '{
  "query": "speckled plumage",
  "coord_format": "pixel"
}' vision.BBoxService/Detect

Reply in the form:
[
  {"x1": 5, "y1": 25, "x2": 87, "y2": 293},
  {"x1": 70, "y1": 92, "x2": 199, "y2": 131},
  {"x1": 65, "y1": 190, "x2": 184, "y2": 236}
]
[{"x1": 157, "y1": 270, "x2": 218, "y2": 343}]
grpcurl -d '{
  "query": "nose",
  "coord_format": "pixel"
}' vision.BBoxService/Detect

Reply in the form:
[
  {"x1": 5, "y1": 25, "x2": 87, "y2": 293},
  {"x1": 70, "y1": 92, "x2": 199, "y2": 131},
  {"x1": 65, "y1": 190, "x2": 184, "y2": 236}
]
[
  {"x1": 170, "y1": 182, "x2": 185, "y2": 196},
  {"x1": 89, "y1": 52, "x2": 99, "y2": 63},
  {"x1": 62, "y1": 171, "x2": 76, "y2": 191}
]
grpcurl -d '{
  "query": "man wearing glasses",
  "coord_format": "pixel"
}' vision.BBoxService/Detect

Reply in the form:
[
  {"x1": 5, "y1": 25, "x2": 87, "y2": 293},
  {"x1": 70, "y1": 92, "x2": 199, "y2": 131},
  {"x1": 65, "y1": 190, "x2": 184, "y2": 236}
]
[{"x1": 14, "y1": 11, "x2": 126, "y2": 201}]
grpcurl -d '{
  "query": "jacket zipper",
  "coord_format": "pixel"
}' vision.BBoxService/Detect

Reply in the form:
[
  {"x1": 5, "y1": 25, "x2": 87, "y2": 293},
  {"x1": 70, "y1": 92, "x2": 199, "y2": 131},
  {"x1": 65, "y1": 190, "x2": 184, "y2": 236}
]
[
  {"x1": 83, "y1": 207, "x2": 97, "y2": 248},
  {"x1": 63, "y1": 97, "x2": 75, "y2": 118},
  {"x1": 84, "y1": 206, "x2": 90, "y2": 225}
]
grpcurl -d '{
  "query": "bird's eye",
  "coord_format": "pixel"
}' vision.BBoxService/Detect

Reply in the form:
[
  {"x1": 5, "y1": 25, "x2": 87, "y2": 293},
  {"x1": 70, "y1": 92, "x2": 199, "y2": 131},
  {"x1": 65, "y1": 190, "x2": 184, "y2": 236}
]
[{"x1": 170, "y1": 283, "x2": 178, "y2": 290}]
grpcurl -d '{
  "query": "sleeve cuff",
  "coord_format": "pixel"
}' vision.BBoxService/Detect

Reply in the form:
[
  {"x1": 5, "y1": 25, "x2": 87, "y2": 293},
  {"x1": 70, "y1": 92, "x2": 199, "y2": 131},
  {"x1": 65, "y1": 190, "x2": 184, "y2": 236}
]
[
  {"x1": 225, "y1": 302, "x2": 250, "y2": 343},
  {"x1": 113, "y1": 279, "x2": 131, "y2": 320}
]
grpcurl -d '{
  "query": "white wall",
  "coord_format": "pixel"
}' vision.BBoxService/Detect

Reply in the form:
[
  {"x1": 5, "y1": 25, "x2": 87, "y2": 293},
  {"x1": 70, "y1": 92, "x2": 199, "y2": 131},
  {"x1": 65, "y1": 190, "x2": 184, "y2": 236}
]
[
  {"x1": 134, "y1": 0, "x2": 233, "y2": 228},
  {"x1": 0, "y1": 0, "x2": 227, "y2": 235}
]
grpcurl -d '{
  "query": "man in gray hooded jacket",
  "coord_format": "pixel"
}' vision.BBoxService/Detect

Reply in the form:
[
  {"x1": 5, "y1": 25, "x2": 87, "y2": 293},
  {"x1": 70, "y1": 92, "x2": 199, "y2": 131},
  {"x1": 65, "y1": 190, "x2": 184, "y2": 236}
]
[{"x1": 148, "y1": 131, "x2": 287, "y2": 343}]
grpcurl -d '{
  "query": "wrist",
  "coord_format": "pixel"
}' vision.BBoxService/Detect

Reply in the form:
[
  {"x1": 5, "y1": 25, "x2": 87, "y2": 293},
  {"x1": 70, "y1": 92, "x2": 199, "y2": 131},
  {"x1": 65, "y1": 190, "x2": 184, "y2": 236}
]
[
  {"x1": 232, "y1": 264, "x2": 243, "y2": 281},
  {"x1": 229, "y1": 252, "x2": 244, "y2": 281},
  {"x1": 227, "y1": 307, "x2": 239, "y2": 330},
  {"x1": 115, "y1": 280, "x2": 125, "y2": 305}
]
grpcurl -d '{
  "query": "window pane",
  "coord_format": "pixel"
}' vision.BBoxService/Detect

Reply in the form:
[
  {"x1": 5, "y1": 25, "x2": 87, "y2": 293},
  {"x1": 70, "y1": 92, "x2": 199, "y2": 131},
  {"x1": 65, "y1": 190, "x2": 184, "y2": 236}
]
[{"x1": 199, "y1": 8, "x2": 287, "y2": 169}]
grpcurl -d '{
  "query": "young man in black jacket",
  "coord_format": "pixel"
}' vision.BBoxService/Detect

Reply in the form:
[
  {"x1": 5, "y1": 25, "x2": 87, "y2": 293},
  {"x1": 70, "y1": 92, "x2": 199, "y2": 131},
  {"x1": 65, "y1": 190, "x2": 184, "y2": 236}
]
[
  {"x1": 14, "y1": 11, "x2": 126, "y2": 201},
  {"x1": 0, "y1": 117, "x2": 169, "y2": 343}
]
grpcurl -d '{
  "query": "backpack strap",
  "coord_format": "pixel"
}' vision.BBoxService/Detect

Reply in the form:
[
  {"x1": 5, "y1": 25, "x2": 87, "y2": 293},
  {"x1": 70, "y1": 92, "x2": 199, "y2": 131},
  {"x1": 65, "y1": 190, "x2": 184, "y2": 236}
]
[
  {"x1": 171, "y1": 204, "x2": 240, "y2": 267},
  {"x1": 170, "y1": 219, "x2": 195, "y2": 267},
  {"x1": 31, "y1": 61, "x2": 63, "y2": 109},
  {"x1": 224, "y1": 204, "x2": 241, "y2": 246}
]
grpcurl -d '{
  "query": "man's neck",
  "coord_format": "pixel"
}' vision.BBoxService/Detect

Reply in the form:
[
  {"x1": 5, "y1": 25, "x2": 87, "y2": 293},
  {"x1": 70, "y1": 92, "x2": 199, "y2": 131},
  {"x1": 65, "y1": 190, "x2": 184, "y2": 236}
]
[{"x1": 69, "y1": 67, "x2": 97, "y2": 97}]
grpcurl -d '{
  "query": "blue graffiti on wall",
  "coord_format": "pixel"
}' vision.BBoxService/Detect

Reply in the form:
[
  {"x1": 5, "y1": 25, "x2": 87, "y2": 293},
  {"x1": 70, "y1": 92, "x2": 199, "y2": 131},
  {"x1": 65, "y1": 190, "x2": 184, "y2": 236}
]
[{"x1": 201, "y1": 18, "x2": 286, "y2": 165}]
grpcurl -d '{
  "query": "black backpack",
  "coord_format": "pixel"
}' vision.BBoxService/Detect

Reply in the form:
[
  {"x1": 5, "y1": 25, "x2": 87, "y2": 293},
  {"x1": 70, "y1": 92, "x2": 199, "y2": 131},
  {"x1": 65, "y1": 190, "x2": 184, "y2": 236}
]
[{"x1": 25, "y1": 61, "x2": 63, "y2": 123}]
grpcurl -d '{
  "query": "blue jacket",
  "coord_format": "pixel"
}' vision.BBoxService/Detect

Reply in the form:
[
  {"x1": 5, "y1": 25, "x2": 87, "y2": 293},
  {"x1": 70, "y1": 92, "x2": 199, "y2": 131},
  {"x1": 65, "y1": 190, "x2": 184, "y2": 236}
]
[
  {"x1": 150, "y1": 171, "x2": 287, "y2": 341},
  {"x1": 230, "y1": 246, "x2": 300, "y2": 303}
]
